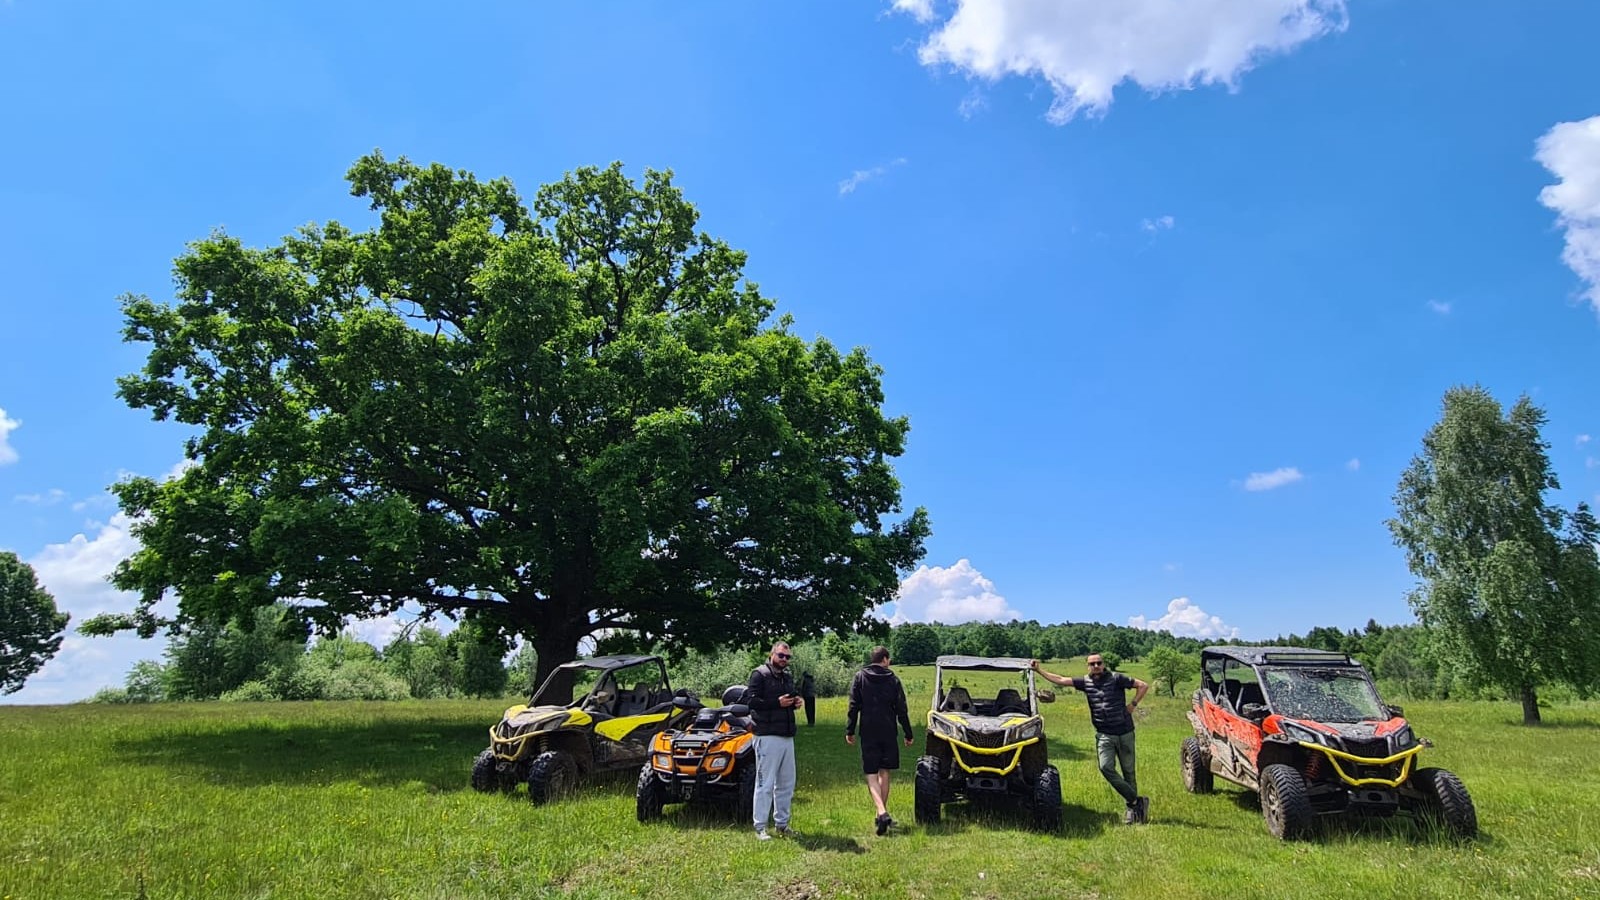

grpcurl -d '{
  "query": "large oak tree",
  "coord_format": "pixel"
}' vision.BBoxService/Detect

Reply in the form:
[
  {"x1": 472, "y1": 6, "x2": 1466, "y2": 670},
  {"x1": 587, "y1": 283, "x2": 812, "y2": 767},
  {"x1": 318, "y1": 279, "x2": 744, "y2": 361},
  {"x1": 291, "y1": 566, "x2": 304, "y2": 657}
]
[
  {"x1": 100, "y1": 154, "x2": 929, "y2": 692},
  {"x1": 1, "y1": 551, "x2": 70, "y2": 694}
]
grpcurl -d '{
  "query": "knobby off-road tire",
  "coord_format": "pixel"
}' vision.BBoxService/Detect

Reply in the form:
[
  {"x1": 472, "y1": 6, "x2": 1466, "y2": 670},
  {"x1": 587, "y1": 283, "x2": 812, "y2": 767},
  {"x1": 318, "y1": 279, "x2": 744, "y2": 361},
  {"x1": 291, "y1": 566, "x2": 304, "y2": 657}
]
[
  {"x1": 1030, "y1": 765, "x2": 1062, "y2": 832},
  {"x1": 914, "y1": 755, "x2": 943, "y2": 825},
  {"x1": 471, "y1": 749, "x2": 501, "y2": 793},
  {"x1": 1181, "y1": 737, "x2": 1214, "y2": 794},
  {"x1": 1260, "y1": 763, "x2": 1313, "y2": 840},
  {"x1": 527, "y1": 750, "x2": 579, "y2": 805},
  {"x1": 1413, "y1": 767, "x2": 1478, "y2": 839},
  {"x1": 736, "y1": 759, "x2": 757, "y2": 822},
  {"x1": 635, "y1": 764, "x2": 666, "y2": 822}
]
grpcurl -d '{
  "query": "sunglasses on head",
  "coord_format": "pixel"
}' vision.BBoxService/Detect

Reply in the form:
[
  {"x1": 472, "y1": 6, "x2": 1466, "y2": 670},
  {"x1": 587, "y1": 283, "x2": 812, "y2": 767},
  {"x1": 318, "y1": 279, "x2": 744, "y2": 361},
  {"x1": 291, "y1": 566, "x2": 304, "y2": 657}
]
[{"x1": 776, "y1": 652, "x2": 791, "y2": 660}]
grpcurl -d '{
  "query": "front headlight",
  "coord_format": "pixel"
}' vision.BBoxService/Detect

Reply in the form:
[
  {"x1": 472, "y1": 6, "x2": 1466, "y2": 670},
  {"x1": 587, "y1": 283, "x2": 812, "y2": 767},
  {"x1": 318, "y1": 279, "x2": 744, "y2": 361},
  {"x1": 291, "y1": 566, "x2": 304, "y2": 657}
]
[
  {"x1": 707, "y1": 754, "x2": 730, "y2": 771},
  {"x1": 1008, "y1": 720, "x2": 1042, "y2": 743},
  {"x1": 1279, "y1": 720, "x2": 1325, "y2": 745},
  {"x1": 1391, "y1": 725, "x2": 1417, "y2": 751},
  {"x1": 651, "y1": 752, "x2": 673, "y2": 771}
]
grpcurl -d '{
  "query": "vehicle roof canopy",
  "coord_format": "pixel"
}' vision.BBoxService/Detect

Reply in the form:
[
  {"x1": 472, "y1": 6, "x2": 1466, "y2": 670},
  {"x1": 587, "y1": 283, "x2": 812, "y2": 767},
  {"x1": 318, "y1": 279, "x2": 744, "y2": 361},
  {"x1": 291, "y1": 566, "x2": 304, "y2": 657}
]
[
  {"x1": 555, "y1": 654, "x2": 663, "y2": 671},
  {"x1": 935, "y1": 655, "x2": 1035, "y2": 672},
  {"x1": 1200, "y1": 646, "x2": 1357, "y2": 667}
]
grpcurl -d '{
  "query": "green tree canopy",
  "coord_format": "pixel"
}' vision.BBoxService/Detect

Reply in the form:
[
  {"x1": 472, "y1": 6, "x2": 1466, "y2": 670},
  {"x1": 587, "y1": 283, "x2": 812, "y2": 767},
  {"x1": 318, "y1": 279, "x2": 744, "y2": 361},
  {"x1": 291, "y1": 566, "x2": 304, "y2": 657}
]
[
  {"x1": 99, "y1": 153, "x2": 929, "y2": 692},
  {"x1": 0, "y1": 551, "x2": 70, "y2": 695},
  {"x1": 1388, "y1": 386, "x2": 1600, "y2": 724}
]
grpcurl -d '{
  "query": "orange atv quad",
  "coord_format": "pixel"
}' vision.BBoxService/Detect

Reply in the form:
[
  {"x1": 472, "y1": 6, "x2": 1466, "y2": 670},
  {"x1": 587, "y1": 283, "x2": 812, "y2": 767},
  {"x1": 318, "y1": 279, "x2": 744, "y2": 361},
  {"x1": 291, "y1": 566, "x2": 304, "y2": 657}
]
[
  {"x1": 472, "y1": 654, "x2": 697, "y2": 804},
  {"x1": 635, "y1": 685, "x2": 757, "y2": 822},
  {"x1": 1184, "y1": 646, "x2": 1476, "y2": 840}
]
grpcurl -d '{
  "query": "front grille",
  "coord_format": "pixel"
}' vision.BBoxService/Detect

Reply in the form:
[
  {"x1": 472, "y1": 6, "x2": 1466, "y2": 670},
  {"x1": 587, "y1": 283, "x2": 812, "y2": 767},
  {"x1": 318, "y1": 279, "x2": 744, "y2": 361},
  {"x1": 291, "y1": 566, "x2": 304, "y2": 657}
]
[
  {"x1": 964, "y1": 730, "x2": 1005, "y2": 750},
  {"x1": 1340, "y1": 738, "x2": 1389, "y2": 760}
]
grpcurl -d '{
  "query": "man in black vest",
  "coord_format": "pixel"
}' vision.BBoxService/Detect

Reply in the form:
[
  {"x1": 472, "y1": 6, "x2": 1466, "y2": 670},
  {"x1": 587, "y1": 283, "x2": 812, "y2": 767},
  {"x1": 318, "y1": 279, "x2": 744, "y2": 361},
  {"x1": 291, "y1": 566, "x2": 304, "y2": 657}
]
[
  {"x1": 746, "y1": 641, "x2": 803, "y2": 840},
  {"x1": 1034, "y1": 654, "x2": 1150, "y2": 824}
]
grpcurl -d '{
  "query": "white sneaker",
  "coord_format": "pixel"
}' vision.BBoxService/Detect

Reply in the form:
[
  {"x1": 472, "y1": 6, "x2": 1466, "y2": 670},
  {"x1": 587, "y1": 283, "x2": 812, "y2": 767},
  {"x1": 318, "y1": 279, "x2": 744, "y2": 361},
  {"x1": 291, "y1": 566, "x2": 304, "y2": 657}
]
[{"x1": 755, "y1": 829, "x2": 772, "y2": 841}]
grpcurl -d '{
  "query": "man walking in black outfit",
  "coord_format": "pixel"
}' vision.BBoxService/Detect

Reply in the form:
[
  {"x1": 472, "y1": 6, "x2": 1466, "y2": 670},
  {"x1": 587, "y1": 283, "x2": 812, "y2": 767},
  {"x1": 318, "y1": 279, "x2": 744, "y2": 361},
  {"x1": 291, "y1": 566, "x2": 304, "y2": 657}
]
[{"x1": 845, "y1": 646, "x2": 914, "y2": 835}]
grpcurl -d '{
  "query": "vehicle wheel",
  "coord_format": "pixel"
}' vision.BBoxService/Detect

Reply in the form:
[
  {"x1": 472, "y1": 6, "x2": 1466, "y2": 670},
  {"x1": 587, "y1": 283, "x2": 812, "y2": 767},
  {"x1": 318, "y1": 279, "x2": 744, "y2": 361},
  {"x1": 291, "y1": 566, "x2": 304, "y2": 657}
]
[
  {"x1": 736, "y1": 758, "x2": 757, "y2": 822},
  {"x1": 1413, "y1": 767, "x2": 1477, "y2": 839},
  {"x1": 527, "y1": 750, "x2": 579, "y2": 804},
  {"x1": 471, "y1": 749, "x2": 500, "y2": 793},
  {"x1": 1260, "y1": 763, "x2": 1313, "y2": 840},
  {"x1": 635, "y1": 763, "x2": 665, "y2": 822},
  {"x1": 1181, "y1": 737, "x2": 1214, "y2": 794},
  {"x1": 1030, "y1": 764, "x2": 1062, "y2": 832},
  {"x1": 914, "y1": 755, "x2": 943, "y2": 825}
]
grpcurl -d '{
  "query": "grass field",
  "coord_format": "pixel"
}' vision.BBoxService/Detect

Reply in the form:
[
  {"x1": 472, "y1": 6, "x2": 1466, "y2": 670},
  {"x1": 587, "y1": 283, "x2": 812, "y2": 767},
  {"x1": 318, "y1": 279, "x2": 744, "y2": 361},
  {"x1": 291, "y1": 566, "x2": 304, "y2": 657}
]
[{"x1": 3, "y1": 660, "x2": 1599, "y2": 899}]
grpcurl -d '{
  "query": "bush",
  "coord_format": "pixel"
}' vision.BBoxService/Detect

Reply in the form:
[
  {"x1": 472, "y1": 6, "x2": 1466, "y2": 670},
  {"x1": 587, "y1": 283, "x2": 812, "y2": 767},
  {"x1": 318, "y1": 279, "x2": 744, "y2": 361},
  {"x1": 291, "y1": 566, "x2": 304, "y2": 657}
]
[
  {"x1": 321, "y1": 662, "x2": 409, "y2": 701},
  {"x1": 219, "y1": 680, "x2": 279, "y2": 702}
]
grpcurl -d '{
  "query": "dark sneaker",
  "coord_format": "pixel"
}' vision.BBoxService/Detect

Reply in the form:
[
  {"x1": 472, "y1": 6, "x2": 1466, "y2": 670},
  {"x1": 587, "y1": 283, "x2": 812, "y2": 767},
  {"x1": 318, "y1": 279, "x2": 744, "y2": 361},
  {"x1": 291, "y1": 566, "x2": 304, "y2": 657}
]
[
  {"x1": 875, "y1": 813, "x2": 891, "y2": 836},
  {"x1": 1136, "y1": 796, "x2": 1151, "y2": 824},
  {"x1": 775, "y1": 825, "x2": 802, "y2": 839}
]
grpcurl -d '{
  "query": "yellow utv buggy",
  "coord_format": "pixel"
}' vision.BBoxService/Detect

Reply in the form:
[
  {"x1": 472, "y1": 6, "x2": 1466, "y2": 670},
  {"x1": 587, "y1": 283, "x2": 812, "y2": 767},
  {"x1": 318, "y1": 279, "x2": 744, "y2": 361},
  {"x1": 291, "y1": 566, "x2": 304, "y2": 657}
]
[
  {"x1": 472, "y1": 654, "x2": 696, "y2": 803},
  {"x1": 914, "y1": 655, "x2": 1061, "y2": 831}
]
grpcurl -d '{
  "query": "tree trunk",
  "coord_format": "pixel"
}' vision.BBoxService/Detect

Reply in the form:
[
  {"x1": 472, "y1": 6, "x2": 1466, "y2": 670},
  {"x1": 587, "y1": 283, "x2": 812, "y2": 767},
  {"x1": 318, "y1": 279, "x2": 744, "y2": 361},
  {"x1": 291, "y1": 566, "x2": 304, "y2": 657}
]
[
  {"x1": 1520, "y1": 684, "x2": 1541, "y2": 725},
  {"x1": 529, "y1": 618, "x2": 582, "y2": 705}
]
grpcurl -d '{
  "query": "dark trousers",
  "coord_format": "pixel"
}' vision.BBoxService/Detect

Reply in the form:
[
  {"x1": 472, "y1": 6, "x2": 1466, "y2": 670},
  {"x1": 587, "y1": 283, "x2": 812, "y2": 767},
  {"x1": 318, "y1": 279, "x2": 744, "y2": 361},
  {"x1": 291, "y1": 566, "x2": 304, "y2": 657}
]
[{"x1": 803, "y1": 696, "x2": 815, "y2": 726}]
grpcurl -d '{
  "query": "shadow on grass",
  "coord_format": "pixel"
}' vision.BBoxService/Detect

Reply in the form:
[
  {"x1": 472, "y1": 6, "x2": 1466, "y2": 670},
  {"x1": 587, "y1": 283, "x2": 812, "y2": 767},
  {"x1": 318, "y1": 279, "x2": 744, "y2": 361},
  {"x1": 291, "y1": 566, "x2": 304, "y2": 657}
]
[
  {"x1": 1502, "y1": 718, "x2": 1600, "y2": 730},
  {"x1": 917, "y1": 799, "x2": 1108, "y2": 839},
  {"x1": 110, "y1": 714, "x2": 508, "y2": 792}
]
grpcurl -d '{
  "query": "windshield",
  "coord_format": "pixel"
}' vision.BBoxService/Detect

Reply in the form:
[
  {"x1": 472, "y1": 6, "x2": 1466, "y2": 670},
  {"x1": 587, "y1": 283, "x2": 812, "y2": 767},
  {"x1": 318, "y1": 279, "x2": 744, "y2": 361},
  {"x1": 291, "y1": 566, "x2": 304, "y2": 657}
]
[{"x1": 1260, "y1": 667, "x2": 1386, "y2": 723}]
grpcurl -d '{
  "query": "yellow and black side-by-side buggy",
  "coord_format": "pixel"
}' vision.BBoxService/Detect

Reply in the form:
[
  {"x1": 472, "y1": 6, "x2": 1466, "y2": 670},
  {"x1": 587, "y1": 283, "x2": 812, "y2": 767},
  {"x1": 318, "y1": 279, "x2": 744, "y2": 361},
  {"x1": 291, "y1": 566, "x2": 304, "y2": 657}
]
[
  {"x1": 914, "y1": 655, "x2": 1062, "y2": 831},
  {"x1": 636, "y1": 685, "x2": 757, "y2": 822},
  {"x1": 472, "y1": 654, "x2": 698, "y2": 803}
]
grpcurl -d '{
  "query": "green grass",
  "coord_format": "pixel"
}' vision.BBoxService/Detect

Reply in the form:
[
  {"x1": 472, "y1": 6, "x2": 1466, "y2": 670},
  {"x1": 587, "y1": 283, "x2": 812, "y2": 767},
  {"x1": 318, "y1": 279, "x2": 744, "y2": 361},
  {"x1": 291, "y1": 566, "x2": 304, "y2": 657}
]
[{"x1": 2, "y1": 660, "x2": 1599, "y2": 899}]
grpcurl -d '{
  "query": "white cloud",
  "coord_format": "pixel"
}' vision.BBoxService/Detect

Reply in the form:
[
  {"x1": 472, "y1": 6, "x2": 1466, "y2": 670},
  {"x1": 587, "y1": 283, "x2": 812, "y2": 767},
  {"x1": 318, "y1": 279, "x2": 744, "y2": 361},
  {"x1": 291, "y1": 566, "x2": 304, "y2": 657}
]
[
  {"x1": 1427, "y1": 299, "x2": 1452, "y2": 315},
  {"x1": 8, "y1": 513, "x2": 164, "y2": 704},
  {"x1": 1346, "y1": 458, "x2": 1360, "y2": 471},
  {"x1": 957, "y1": 89, "x2": 987, "y2": 119},
  {"x1": 883, "y1": 558, "x2": 1020, "y2": 624},
  {"x1": 1141, "y1": 215, "x2": 1176, "y2": 233},
  {"x1": 839, "y1": 157, "x2": 909, "y2": 195},
  {"x1": 1536, "y1": 115, "x2": 1600, "y2": 315},
  {"x1": 0, "y1": 407, "x2": 19, "y2": 465},
  {"x1": 892, "y1": 0, "x2": 936, "y2": 22},
  {"x1": 895, "y1": 0, "x2": 1347, "y2": 123},
  {"x1": 1588, "y1": 456, "x2": 1598, "y2": 469},
  {"x1": 1578, "y1": 434, "x2": 1592, "y2": 446},
  {"x1": 1243, "y1": 466, "x2": 1303, "y2": 491},
  {"x1": 14, "y1": 488, "x2": 67, "y2": 505},
  {"x1": 1129, "y1": 597, "x2": 1240, "y2": 640}
]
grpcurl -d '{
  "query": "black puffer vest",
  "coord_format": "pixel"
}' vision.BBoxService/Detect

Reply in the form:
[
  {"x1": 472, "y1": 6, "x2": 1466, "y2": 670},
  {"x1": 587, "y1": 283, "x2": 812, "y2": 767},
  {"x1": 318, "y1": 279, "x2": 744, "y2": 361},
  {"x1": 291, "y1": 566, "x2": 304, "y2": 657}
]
[{"x1": 745, "y1": 663, "x2": 798, "y2": 737}]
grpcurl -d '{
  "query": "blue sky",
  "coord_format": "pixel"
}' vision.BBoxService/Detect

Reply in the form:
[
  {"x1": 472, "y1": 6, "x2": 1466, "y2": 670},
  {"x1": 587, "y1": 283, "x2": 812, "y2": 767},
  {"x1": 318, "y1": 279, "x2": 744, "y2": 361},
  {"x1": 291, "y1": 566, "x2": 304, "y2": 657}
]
[{"x1": 3, "y1": 1, "x2": 1599, "y2": 703}]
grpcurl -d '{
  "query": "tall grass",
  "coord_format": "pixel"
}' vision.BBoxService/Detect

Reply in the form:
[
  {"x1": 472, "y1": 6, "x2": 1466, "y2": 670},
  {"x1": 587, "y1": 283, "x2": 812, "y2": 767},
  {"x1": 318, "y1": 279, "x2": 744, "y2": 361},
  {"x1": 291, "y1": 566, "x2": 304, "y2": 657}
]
[{"x1": 1, "y1": 659, "x2": 1597, "y2": 899}]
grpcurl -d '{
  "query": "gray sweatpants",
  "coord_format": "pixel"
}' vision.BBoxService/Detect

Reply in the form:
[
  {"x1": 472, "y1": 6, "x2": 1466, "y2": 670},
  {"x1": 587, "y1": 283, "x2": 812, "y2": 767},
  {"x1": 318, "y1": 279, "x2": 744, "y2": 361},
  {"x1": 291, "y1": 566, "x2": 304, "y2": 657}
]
[{"x1": 753, "y1": 734, "x2": 796, "y2": 830}]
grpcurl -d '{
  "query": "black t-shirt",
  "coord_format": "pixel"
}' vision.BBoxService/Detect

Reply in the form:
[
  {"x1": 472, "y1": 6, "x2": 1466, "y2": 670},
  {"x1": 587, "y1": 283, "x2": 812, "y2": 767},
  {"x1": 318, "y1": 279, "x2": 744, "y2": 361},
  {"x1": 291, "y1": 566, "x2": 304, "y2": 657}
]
[{"x1": 1072, "y1": 671, "x2": 1137, "y2": 736}]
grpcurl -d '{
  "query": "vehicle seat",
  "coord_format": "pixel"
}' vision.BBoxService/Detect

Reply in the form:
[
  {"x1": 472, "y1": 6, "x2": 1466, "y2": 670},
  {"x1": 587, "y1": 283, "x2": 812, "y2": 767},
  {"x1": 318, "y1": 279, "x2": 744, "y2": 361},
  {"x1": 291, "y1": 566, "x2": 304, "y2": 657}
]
[
  {"x1": 1237, "y1": 683, "x2": 1265, "y2": 708},
  {"x1": 615, "y1": 682, "x2": 652, "y2": 717},
  {"x1": 942, "y1": 686, "x2": 975, "y2": 713},
  {"x1": 994, "y1": 688, "x2": 1026, "y2": 713}
]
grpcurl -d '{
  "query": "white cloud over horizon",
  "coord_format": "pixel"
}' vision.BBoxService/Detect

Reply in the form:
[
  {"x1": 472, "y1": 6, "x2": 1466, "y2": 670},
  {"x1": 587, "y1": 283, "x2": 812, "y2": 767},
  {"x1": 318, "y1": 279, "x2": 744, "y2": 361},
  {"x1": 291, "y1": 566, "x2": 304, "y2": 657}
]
[
  {"x1": 1536, "y1": 114, "x2": 1600, "y2": 315},
  {"x1": 1142, "y1": 215, "x2": 1176, "y2": 233},
  {"x1": 1243, "y1": 466, "x2": 1303, "y2": 491},
  {"x1": 0, "y1": 407, "x2": 20, "y2": 465},
  {"x1": 1129, "y1": 597, "x2": 1240, "y2": 640},
  {"x1": 1427, "y1": 299, "x2": 1452, "y2": 315},
  {"x1": 894, "y1": 0, "x2": 1347, "y2": 123},
  {"x1": 839, "y1": 157, "x2": 908, "y2": 195},
  {"x1": 882, "y1": 558, "x2": 1020, "y2": 624}
]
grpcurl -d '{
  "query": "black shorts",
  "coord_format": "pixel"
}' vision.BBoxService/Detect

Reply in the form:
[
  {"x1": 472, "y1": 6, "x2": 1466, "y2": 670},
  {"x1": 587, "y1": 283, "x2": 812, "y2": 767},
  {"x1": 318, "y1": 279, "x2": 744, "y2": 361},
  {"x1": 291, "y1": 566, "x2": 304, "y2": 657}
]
[{"x1": 860, "y1": 734, "x2": 901, "y2": 774}]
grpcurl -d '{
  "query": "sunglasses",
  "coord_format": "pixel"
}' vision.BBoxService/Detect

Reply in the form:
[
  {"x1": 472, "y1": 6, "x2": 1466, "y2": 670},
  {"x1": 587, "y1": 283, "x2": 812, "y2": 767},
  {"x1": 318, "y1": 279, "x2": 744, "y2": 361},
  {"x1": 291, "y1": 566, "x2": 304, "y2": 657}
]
[
  {"x1": 1087, "y1": 661, "x2": 1104, "y2": 667},
  {"x1": 775, "y1": 652, "x2": 791, "y2": 660}
]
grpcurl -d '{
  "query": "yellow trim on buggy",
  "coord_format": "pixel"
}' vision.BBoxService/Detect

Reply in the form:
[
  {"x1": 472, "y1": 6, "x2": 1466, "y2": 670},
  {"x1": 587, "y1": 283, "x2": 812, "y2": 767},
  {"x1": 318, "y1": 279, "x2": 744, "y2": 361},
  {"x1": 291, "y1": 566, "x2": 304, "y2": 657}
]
[
  {"x1": 1296, "y1": 742, "x2": 1424, "y2": 788},
  {"x1": 594, "y1": 712, "x2": 670, "y2": 742},
  {"x1": 946, "y1": 735, "x2": 1040, "y2": 776},
  {"x1": 489, "y1": 708, "x2": 595, "y2": 761}
]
